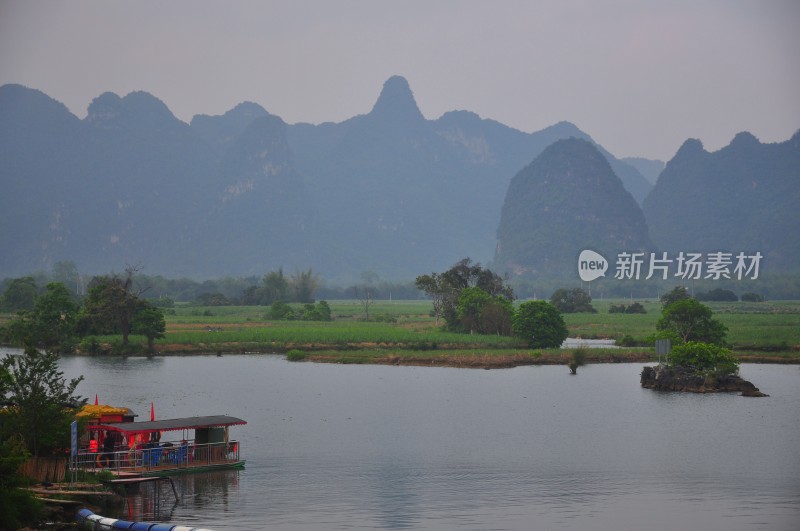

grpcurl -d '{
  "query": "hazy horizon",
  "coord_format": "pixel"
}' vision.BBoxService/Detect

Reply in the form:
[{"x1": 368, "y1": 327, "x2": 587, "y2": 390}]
[{"x1": 1, "y1": 0, "x2": 798, "y2": 162}]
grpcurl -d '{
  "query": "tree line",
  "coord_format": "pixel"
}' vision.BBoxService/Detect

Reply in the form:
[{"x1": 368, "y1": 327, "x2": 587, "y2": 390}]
[{"x1": 1, "y1": 267, "x2": 166, "y2": 355}]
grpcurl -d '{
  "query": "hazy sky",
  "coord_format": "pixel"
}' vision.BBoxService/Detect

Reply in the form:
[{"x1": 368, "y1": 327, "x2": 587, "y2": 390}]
[{"x1": 1, "y1": 0, "x2": 798, "y2": 161}]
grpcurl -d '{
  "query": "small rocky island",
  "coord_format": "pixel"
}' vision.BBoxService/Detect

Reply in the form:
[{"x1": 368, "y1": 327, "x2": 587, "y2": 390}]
[{"x1": 641, "y1": 365, "x2": 768, "y2": 397}]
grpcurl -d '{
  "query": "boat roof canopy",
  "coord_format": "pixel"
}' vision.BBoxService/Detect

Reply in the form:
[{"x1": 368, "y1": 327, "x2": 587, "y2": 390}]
[{"x1": 91, "y1": 415, "x2": 246, "y2": 434}]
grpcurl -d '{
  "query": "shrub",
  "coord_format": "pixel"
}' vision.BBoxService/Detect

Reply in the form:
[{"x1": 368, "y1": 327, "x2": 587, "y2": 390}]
[
  {"x1": 617, "y1": 334, "x2": 636, "y2": 347},
  {"x1": 741, "y1": 292, "x2": 764, "y2": 302},
  {"x1": 550, "y1": 288, "x2": 596, "y2": 313},
  {"x1": 269, "y1": 301, "x2": 297, "y2": 320},
  {"x1": 568, "y1": 348, "x2": 587, "y2": 374},
  {"x1": 286, "y1": 349, "x2": 307, "y2": 362},
  {"x1": 512, "y1": 301, "x2": 568, "y2": 349},
  {"x1": 625, "y1": 302, "x2": 647, "y2": 314},
  {"x1": 669, "y1": 341, "x2": 739, "y2": 376}
]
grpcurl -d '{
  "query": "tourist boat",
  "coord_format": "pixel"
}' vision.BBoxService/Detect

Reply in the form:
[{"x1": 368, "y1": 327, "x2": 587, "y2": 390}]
[{"x1": 74, "y1": 415, "x2": 246, "y2": 477}]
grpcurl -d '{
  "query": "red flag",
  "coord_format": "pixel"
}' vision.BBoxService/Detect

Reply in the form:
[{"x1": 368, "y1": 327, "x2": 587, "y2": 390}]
[
  {"x1": 150, "y1": 402, "x2": 155, "y2": 421},
  {"x1": 95, "y1": 394, "x2": 98, "y2": 405}
]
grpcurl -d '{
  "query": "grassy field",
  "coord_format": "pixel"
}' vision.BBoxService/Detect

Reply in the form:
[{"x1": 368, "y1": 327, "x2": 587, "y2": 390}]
[
  {"x1": 4, "y1": 299, "x2": 798, "y2": 366},
  {"x1": 137, "y1": 299, "x2": 800, "y2": 366}
]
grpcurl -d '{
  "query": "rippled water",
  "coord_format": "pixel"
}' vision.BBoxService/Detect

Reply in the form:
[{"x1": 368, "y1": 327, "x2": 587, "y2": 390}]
[{"x1": 5, "y1": 348, "x2": 799, "y2": 530}]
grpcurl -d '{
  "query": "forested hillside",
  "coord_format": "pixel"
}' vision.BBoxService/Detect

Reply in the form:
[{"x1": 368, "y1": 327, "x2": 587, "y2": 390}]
[
  {"x1": 494, "y1": 138, "x2": 653, "y2": 279},
  {"x1": 643, "y1": 131, "x2": 800, "y2": 272},
  {"x1": 0, "y1": 77, "x2": 651, "y2": 282}
]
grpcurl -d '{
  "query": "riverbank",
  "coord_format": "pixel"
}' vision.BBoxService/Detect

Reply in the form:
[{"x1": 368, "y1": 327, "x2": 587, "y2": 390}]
[{"x1": 57, "y1": 341, "x2": 797, "y2": 368}]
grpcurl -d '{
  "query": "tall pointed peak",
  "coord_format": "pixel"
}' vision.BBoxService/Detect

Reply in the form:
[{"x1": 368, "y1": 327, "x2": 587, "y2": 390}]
[{"x1": 369, "y1": 75, "x2": 424, "y2": 122}]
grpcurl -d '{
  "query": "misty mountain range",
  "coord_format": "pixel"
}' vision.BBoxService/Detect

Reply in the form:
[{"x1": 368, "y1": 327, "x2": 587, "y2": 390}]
[{"x1": 1, "y1": 76, "x2": 797, "y2": 283}]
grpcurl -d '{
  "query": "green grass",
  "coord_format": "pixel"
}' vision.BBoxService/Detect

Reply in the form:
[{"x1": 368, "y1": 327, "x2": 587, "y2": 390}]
[
  {"x1": 159, "y1": 320, "x2": 521, "y2": 349},
  {"x1": 4, "y1": 298, "x2": 798, "y2": 365}
]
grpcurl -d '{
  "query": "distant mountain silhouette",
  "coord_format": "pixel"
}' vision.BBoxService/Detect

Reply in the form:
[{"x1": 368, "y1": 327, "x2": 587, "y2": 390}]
[
  {"x1": 0, "y1": 78, "x2": 656, "y2": 281},
  {"x1": 494, "y1": 138, "x2": 653, "y2": 278},
  {"x1": 622, "y1": 157, "x2": 665, "y2": 185},
  {"x1": 643, "y1": 131, "x2": 800, "y2": 272}
]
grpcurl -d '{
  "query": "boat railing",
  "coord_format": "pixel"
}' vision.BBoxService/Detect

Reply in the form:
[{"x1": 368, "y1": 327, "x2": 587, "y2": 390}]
[{"x1": 74, "y1": 439, "x2": 241, "y2": 473}]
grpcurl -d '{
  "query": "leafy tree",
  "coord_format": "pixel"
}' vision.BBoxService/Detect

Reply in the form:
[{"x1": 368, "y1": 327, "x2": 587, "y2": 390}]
[
  {"x1": 414, "y1": 272, "x2": 449, "y2": 325},
  {"x1": 457, "y1": 287, "x2": 492, "y2": 334},
  {"x1": 550, "y1": 287, "x2": 596, "y2": 313},
  {"x1": 660, "y1": 286, "x2": 691, "y2": 307},
  {"x1": 1, "y1": 276, "x2": 38, "y2": 312},
  {"x1": 416, "y1": 258, "x2": 513, "y2": 331},
  {"x1": 479, "y1": 297, "x2": 514, "y2": 336},
  {"x1": 0, "y1": 348, "x2": 85, "y2": 457},
  {"x1": 669, "y1": 341, "x2": 739, "y2": 376},
  {"x1": 80, "y1": 274, "x2": 144, "y2": 345},
  {"x1": 512, "y1": 301, "x2": 568, "y2": 348},
  {"x1": 656, "y1": 298, "x2": 728, "y2": 345},
  {"x1": 290, "y1": 268, "x2": 319, "y2": 303},
  {"x1": 6, "y1": 282, "x2": 80, "y2": 354},
  {"x1": 456, "y1": 287, "x2": 513, "y2": 335},
  {"x1": 262, "y1": 269, "x2": 290, "y2": 304},
  {"x1": 311, "y1": 300, "x2": 332, "y2": 321},
  {"x1": 132, "y1": 307, "x2": 166, "y2": 352}
]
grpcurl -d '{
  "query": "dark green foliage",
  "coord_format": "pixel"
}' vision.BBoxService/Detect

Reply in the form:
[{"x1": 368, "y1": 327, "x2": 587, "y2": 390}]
[
  {"x1": 0, "y1": 437, "x2": 42, "y2": 530},
  {"x1": 617, "y1": 334, "x2": 637, "y2": 346},
  {"x1": 0, "y1": 348, "x2": 85, "y2": 456},
  {"x1": 669, "y1": 341, "x2": 739, "y2": 376},
  {"x1": 456, "y1": 287, "x2": 513, "y2": 335},
  {"x1": 660, "y1": 286, "x2": 690, "y2": 307},
  {"x1": 512, "y1": 301, "x2": 568, "y2": 348},
  {"x1": 5, "y1": 282, "x2": 79, "y2": 354},
  {"x1": 131, "y1": 307, "x2": 166, "y2": 352},
  {"x1": 268, "y1": 301, "x2": 296, "y2": 320},
  {"x1": 696, "y1": 288, "x2": 738, "y2": 302},
  {"x1": 568, "y1": 348, "x2": 587, "y2": 374},
  {"x1": 741, "y1": 292, "x2": 765, "y2": 302},
  {"x1": 550, "y1": 288, "x2": 596, "y2": 313},
  {"x1": 657, "y1": 299, "x2": 728, "y2": 345},
  {"x1": 78, "y1": 271, "x2": 166, "y2": 349},
  {"x1": 79, "y1": 274, "x2": 141, "y2": 344},
  {"x1": 416, "y1": 258, "x2": 514, "y2": 332},
  {"x1": 610, "y1": 302, "x2": 647, "y2": 314},
  {"x1": 625, "y1": 302, "x2": 647, "y2": 314},
  {"x1": 1, "y1": 276, "x2": 38, "y2": 312}
]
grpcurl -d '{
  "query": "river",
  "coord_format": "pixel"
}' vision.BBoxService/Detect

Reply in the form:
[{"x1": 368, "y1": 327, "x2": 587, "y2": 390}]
[{"x1": 4, "y1": 349, "x2": 800, "y2": 530}]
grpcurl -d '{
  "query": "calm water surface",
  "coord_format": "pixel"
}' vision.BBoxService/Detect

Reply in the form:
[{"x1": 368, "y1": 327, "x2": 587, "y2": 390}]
[{"x1": 8, "y1": 348, "x2": 799, "y2": 530}]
